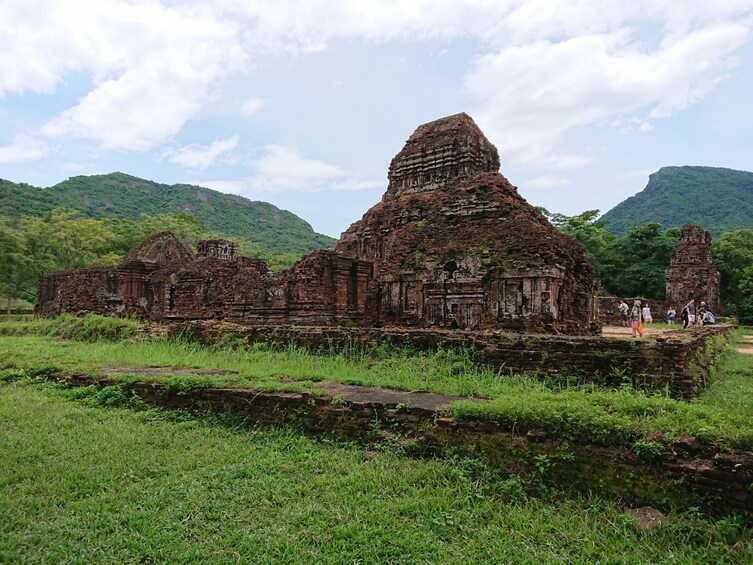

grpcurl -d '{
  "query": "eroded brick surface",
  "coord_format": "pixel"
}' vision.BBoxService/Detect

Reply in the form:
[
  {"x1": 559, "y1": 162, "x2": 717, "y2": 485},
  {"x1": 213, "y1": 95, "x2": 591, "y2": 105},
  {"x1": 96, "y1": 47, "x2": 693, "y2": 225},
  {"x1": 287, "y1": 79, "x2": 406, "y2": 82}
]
[
  {"x1": 337, "y1": 113, "x2": 601, "y2": 334},
  {"x1": 37, "y1": 114, "x2": 600, "y2": 335}
]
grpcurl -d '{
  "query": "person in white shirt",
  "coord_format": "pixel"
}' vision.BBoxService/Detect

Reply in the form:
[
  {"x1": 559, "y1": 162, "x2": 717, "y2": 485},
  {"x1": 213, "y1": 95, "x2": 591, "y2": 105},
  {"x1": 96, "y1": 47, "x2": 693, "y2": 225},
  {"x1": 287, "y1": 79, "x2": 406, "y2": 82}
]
[{"x1": 641, "y1": 303, "x2": 653, "y2": 325}]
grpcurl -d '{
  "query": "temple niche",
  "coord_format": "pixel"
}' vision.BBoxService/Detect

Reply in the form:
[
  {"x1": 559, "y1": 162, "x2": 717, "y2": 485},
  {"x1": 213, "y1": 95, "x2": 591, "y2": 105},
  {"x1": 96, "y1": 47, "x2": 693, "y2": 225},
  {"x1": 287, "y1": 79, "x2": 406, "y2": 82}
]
[
  {"x1": 665, "y1": 224, "x2": 721, "y2": 314},
  {"x1": 37, "y1": 113, "x2": 601, "y2": 335}
]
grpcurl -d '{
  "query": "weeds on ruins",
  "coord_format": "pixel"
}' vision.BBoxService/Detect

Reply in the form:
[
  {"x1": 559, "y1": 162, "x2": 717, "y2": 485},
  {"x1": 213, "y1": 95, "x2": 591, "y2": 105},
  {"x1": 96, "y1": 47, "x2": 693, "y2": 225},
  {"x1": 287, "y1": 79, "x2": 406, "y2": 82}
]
[
  {"x1": 3, "y1": 113, "x2": 753, "y2": 559},
  {"x1": 2, "y1": 315, "x2": 752, "y2": 452}
]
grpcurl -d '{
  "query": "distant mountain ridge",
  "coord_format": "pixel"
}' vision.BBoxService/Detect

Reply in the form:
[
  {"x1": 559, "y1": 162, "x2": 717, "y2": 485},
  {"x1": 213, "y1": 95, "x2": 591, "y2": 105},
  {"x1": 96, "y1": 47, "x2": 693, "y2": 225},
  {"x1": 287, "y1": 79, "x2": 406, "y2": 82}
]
[
  {"x1": 600, "y1": 166, "x2": 753, "y2": 237},
  {"x1": 0, "y1": 172, "x2": 335, "y2": 255}
]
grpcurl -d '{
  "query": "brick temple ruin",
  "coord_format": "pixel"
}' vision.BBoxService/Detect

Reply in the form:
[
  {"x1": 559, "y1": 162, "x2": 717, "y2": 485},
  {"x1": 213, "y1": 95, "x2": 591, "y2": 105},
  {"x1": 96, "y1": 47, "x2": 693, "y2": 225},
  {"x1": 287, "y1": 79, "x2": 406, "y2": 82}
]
[
  {"x1": 37, "y1": 113, "x2": 601, "y2": 335},
  {"x1": 665, "y1": 224, "x2": 721, "y2": 314}
]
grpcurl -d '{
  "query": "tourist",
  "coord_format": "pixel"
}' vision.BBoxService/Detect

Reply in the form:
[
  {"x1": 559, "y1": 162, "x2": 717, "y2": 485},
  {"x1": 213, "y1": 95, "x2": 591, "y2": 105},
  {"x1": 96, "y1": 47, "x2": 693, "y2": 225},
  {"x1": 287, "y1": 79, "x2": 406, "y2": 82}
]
[
  {"x1": 702, "y1": 310, "x2": 717, "y2": 325},
  {"x1": 618, "y1": 299, "x2": 629, "y2": 327},
  {"x1": 667, "y1": 306, "x2": 676, "y2": 324},
  {"x1": 642, "y1": 303, "x2": 653, "y2": 325},
  {"x1": 680, "y1": 304, "x2": 690, "y2": 329},
  {"x1": 685, "y1": 299, "x2": 696, "y2": 327},
  {"x1": 630, "y1": 300, "x2": 643, "y2": 338},
  {"x1": 698, "y1": 301, "x2": 708, "y2": 326}
]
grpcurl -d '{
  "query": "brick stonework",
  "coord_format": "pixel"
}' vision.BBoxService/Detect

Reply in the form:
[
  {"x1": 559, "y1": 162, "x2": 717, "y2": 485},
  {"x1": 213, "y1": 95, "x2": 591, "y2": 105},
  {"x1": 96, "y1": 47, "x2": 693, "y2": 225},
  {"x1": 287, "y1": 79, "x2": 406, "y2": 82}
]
[
  {"x1": 665, "y1": 224, "x2": 721, "y2": 314},
  {"x1": 55, "y1": 371, "x2": 753, "y2": 515},
  {"x1": 37, "y1": 114, "x2": 600, "y2": 335}
]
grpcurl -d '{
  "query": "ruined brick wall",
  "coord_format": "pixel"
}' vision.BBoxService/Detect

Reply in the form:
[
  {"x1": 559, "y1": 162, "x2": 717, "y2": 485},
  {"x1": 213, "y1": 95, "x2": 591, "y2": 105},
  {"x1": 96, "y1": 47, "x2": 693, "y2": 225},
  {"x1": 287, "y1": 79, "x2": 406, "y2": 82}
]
[
  {"x1": 197, "y1": 239, "x2": 237, "y2": 261},
  {"x1": 37, "y1": 268, "x2": 113, "y2": 315},
  {"x1": 172, "y1": 321, "x2": 733, "y2": 399},
  {"x1": 37, "y1": 232, "x2": 198, "y2": 318},
  {"x1": 337, "y1": 114, "x2": 600, "y2": 334},
  {"x1": 665, "y1": 224, "x2": 721, "y2": 314},
  {"x1": 56, "y1": 360, "x2": 752, "y2": 514},
  {"x1": 227, "y1": 251, "x2": 372, "y2": 326},
  {"x1": 120, "y1": 231, "x2": 195, "y2": 266},
  {"x1": 36, "y1": 113, "x2": 601, "y2": 335}
]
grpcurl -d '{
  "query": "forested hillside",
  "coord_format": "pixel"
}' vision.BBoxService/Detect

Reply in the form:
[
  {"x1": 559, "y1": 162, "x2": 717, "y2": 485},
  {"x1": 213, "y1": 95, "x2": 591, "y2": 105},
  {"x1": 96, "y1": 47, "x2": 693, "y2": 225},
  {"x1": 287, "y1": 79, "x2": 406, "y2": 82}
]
[
  {"x1": 0, "y1": 173, "x2": 335, "y2": 255},
  {"x1": 600, "y1": 166, "x2": 753, "y2": 237}
]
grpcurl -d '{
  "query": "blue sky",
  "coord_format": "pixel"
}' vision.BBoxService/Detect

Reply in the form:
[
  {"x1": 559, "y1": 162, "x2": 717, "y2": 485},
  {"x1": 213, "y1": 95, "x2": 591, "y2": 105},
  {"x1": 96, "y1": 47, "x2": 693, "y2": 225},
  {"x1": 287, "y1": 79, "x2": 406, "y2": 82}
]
[{"x1": 1, "y1": 1, "x2": 752, "y2": 238}]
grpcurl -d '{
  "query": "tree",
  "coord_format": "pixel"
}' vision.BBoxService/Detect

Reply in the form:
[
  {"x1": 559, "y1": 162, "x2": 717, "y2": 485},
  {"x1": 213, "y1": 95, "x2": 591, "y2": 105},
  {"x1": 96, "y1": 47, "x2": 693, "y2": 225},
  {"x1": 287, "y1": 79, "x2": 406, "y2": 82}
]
[
  {"x1": 600, "y1": 223, "x2": 679, "y2": 300},
  {"x1": 20, "y1": 209, "x2": 118, "y2": 272},
  {"x1": 0, "y1": 222, "x2": 34, "y2": 310},
  {"x1": 713, "y1": 229, "x2": 753, "y2": 322},
  {"x1": 547, "y1": 211, "x2": 680, "y2": 300},
  {"x1": 547, "y1": 210, "x2": 615, "y2": 280}
]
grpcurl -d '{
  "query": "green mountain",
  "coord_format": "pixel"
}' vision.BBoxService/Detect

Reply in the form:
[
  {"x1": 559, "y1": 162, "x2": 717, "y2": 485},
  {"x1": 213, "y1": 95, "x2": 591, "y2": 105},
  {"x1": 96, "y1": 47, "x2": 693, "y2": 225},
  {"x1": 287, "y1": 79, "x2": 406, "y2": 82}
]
[
  {"x1": 0, "y1": 172, "x2": 335, "y2": 255},
  {"x1": 600, "y1": 166, "x2": 753, "y2": 237}
]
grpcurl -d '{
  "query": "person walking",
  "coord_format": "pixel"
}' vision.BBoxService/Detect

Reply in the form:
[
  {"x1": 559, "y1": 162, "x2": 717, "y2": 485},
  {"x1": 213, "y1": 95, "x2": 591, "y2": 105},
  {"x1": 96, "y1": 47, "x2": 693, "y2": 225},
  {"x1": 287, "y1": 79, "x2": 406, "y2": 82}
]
[
  {"x1": 685, "y1": 299, "x2": 696, "y2": 327},
  {"x1": 681, "y1": 304, "x2": 690, "y2": 329},
  {"x1": 698, "y1": 301, "x2": 707, "y2": 326},
  {"x1": 630, "y1": 300, "x2": 643, "y2": 338}
]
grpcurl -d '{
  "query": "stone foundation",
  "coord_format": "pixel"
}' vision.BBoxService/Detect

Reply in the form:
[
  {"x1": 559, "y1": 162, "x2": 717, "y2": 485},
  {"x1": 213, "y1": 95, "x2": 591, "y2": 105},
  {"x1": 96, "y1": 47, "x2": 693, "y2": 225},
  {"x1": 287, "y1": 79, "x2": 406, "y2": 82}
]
[
  {"x1": 56, "y1": 373, "x2": 753, "y2": 515},
  {"x1": 165, "y1": 321, "x2": 734, "y2": 398}
]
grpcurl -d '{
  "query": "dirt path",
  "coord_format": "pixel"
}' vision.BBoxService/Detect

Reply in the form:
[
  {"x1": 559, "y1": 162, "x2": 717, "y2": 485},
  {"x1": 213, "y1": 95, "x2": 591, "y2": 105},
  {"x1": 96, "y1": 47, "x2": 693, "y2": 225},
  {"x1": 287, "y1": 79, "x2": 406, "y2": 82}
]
[
  {"x1": 601, "y1": 325, "x2": 682, "y2": 338},
  {"x1": 735, "y1": 335, "x2": 753, "y2": 354}
]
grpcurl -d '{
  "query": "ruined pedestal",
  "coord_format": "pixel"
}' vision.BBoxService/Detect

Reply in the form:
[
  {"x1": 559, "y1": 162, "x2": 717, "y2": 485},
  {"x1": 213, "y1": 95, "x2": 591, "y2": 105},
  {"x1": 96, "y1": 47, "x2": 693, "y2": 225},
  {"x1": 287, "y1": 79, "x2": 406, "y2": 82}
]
[{"x1": 665, "y1": 224, "x2": 721, "y2": 314}]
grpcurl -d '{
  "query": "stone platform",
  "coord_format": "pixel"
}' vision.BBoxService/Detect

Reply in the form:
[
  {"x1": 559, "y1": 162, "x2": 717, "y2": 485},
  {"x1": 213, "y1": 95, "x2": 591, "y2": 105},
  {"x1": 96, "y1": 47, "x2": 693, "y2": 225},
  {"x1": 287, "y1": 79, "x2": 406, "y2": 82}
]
[
  {"x1": 53, "y1": 371, "x2": 753, "y2": 515},
  {"x1": 165, "y1": 320, "x2": 734, "y2": 399}
]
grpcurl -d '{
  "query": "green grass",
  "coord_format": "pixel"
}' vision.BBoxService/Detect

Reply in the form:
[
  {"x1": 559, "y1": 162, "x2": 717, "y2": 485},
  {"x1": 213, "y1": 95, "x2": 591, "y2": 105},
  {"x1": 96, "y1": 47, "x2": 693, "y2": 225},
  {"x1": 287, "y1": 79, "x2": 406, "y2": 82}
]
[
  {"x1": 1, "y1": 380, "x2": 750, "y2": 563},
  {"x1": 1, "y1": 317, "x2": 752, "y2": 451}
]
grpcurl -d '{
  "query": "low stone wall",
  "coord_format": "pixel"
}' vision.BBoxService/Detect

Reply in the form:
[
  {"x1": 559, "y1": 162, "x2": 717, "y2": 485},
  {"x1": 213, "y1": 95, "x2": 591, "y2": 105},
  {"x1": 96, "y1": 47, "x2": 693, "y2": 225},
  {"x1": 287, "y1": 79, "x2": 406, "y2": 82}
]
[
  {"x1": 58, "y1": 374, "x2": 753, "y2": 515},
  {"x1": 164, "y1": 321, "x2": 734, "y2": 398}
]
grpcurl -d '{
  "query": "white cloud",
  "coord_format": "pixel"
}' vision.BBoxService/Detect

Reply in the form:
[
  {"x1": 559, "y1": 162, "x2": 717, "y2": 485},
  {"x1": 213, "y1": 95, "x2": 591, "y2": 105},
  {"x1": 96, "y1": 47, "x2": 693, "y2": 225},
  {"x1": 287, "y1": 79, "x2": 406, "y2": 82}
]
[
  {"x1": 165, "y1": 136, "x2": 239, "y2": 170},
  {"x1": 466, "y1": 18, "x2": 752, "y2": 168},
  {"x1": 0, "y1": 135, "x2": 49, "y2": 163},
  {"x1": 197, "y1": 144, "x2": 382, "y2": 196},
  {"x1": 4, "y1": 1, "x2": 247, "y2": 151},
  {"x1": 1, "y1": 0, "x2": 751, "y2": 170},
  {"x1": 248, "y1": 144, "x2": 344, "y2": 192},
  {"x1": 241, "y1": 96, "x2": 266, "y2": 116},
  {"x1": 524, "y1": 176, "x2": 571, "y2": 190}
]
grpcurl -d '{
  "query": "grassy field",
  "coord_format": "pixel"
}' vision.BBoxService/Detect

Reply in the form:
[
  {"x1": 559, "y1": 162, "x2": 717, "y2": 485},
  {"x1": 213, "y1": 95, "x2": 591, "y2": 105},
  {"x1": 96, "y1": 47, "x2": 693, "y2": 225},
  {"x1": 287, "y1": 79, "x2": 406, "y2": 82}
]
[
  {"x1": 1, "y1": 316, "x2": 753, "y2": 562},
  {"x1": 1, "y1": 379, "x2": 751, "y2": 563},
  {"x1": 1, "y1": 315, "x2": 752, "y2": 452}
]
